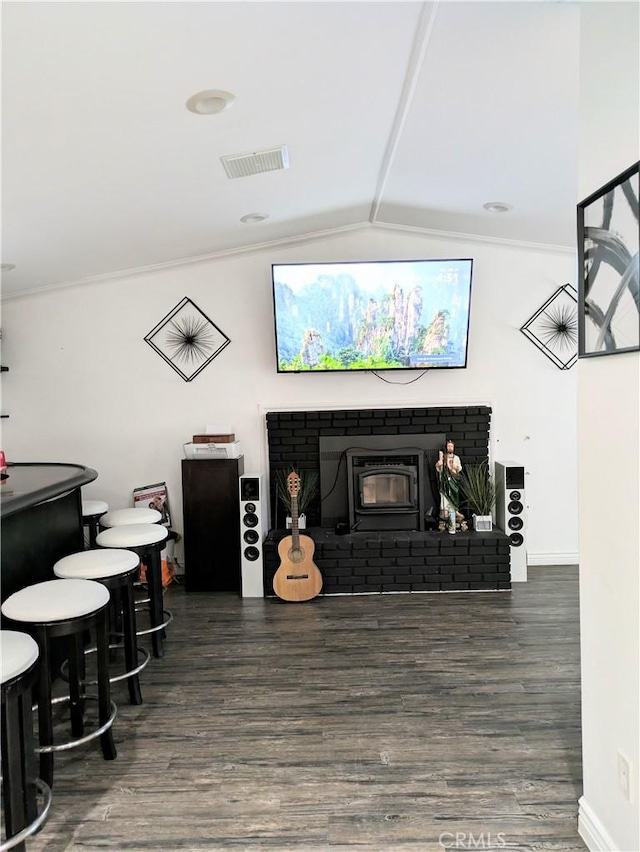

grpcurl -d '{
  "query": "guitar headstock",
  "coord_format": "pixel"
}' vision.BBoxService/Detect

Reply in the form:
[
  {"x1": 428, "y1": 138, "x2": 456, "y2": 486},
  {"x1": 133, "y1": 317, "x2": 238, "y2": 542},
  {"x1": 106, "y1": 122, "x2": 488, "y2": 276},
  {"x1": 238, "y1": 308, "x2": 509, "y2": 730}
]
[{"x1": 287, "y1": 471, "x2": 301, "y2": 498}]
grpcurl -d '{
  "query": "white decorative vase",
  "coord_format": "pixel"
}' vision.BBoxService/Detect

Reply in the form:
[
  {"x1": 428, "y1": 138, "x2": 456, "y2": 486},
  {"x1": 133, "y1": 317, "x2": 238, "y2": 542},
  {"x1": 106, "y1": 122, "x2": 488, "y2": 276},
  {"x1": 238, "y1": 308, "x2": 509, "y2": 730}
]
[
  {"x1": 286, "y1": 514, "x2": 306, "y2": 530},
  {"x1": 473, "y1": 515, "x2": 493, "y2": 532}
]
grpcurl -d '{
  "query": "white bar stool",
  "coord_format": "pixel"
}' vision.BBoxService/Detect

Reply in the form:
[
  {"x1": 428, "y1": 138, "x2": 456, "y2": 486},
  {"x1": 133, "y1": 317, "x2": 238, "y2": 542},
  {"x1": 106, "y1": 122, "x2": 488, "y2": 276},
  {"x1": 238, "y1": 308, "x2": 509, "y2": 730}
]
[
  {"x1": 98, "y1": 509, "x2": 163, "y2": 627},
  {"x1": 1, "y1": 580, "x2": 118, "y2": 790},
  {"x1": 53, "y1": 549, "x2": 150, "y2": 705},
  {"x1": 1, "y1": 631, "x2": 52, "y2": 852},
  {"x1": 96, "y1": 524, "x2": 171, "y2": 658},
  {"x1": 81, "y1": 500, "x2": 109, "y2": 549},
  {"x1": 99, "y1": 508, "x2": 162, "y2": 528}
]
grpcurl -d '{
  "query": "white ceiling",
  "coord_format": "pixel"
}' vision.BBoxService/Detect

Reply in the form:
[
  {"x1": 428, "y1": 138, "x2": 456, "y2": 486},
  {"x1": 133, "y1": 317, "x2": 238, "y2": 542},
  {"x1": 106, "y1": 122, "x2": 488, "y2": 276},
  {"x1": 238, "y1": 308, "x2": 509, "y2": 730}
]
[{"x1": 1, "y1": 1, "x2": 581, "y2": 299}]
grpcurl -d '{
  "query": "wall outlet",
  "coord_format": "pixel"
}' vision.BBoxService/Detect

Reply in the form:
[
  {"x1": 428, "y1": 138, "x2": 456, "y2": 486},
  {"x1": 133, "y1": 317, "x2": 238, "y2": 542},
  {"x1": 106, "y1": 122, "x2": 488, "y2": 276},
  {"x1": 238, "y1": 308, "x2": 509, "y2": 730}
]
[{"x1": 617, "y1": 750, "x2": 631, "y2": 800}]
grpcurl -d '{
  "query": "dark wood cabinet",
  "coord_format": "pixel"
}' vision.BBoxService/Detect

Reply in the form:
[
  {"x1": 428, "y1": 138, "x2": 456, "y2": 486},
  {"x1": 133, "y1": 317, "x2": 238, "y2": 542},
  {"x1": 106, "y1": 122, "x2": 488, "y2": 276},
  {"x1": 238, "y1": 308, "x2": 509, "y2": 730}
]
[{"x1": 181, "y1": 457, "x2": 244, "y2": 593}]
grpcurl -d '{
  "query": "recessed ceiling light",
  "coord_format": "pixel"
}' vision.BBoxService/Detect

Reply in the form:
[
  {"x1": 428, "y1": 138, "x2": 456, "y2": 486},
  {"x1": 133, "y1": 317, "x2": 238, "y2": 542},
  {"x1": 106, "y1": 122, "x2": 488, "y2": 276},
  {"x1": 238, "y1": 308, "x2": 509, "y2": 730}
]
[
  {"x1": 483, "y1": 202, "x2": 513, "y2": 214},
  {"x1": 240, "y1": 213, "x2": 269, "y2": 224},
  {"x1": 186, "y1": 89, "x2": 235, "y2": 115},
  {"x1": 0, "y1": 263, "x2": 16, "y2": 272}
]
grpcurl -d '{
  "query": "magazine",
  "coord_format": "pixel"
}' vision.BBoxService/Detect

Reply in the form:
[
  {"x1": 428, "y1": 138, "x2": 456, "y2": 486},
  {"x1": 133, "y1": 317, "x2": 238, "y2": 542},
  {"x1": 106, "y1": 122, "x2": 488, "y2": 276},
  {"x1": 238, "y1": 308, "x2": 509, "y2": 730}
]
[{"x1": 133, "y1": 481, "x2": 171, "y2": 526}]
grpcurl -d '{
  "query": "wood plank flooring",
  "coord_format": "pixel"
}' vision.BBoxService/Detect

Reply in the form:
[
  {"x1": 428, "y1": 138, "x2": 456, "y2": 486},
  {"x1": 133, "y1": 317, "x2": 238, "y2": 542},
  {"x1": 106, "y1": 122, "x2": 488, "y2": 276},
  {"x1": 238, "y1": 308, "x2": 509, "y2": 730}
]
[{"x1": 21, "y1": 566, "x2": 585, "y2": 851}]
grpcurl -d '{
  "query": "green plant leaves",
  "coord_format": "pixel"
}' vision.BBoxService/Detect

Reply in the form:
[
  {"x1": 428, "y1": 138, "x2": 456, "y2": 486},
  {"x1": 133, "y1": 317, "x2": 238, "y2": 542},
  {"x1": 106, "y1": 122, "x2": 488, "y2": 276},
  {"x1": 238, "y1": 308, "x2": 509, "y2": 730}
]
[
  {"x1": 458, "y1": 463, "x2": 496, "y2": 516},
  {"x1": 274, "y1": 468, "x2": 319, "y2": 516}
]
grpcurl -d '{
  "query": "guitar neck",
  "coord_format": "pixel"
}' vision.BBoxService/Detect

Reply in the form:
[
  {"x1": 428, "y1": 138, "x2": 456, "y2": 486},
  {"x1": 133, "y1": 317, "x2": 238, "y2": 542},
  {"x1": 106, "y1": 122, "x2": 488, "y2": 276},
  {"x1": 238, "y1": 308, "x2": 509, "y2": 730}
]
[{"x1": 290, "y1": 494, "x2": 300, "y2": 547}]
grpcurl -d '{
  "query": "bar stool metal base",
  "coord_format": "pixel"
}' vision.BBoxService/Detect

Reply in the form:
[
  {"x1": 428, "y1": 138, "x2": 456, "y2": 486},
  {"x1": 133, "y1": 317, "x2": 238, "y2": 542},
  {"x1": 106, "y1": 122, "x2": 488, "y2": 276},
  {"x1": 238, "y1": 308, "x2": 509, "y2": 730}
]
[
  {"x1": 0, "y1": 778, "x2": 52, "y2": 852},
  {"x1": 135, "y1": 608, "x2": 173, "y2": 638},
  {"x1": 35, "y1": 694, "x2": 117, "y2": 754},
  {"x1": 60, "y1": 644, "x2": 150, "y2": 685}
]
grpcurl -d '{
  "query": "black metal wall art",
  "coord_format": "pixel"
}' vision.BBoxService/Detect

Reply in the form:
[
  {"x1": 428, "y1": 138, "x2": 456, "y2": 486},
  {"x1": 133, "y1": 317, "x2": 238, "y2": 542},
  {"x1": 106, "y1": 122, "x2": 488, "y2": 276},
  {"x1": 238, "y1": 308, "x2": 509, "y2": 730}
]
[
  {"x1": 520, "y1": 284, "x2": 578, "y2": 370},
  {"x1": 577, "y1": 161, "x2": 639, "y2": 358},
  {"x1": 144, "y1": 297, "x2": 231, "y2": 381}
]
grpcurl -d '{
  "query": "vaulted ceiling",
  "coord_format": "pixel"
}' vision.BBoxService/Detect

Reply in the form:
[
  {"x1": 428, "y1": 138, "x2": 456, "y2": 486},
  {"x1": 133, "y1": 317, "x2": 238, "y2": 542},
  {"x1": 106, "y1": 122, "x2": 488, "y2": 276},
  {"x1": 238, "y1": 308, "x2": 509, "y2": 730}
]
[{"x1": 1, "y1": 1, "x2": 581, "y2": 298}]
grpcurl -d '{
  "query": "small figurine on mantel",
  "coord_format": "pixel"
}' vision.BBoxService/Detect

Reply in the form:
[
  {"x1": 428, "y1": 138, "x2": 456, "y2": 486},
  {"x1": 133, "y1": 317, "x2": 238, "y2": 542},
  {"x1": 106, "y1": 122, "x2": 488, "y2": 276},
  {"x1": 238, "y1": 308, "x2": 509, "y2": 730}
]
[{"x1": 435, "y1": 439, "x2": 467, "y2": 532}]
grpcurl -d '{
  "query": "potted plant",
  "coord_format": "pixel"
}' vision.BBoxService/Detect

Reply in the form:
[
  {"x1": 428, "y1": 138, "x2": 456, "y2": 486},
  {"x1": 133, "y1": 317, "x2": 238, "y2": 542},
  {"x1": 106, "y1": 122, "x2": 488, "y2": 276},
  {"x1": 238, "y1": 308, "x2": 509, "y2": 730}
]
[
  {"x1": 458, "y1": 462, "x2": 496, "y2": 531},
  {"x1": 274, "y1": 468, "x2": 319, "y2": 529}
]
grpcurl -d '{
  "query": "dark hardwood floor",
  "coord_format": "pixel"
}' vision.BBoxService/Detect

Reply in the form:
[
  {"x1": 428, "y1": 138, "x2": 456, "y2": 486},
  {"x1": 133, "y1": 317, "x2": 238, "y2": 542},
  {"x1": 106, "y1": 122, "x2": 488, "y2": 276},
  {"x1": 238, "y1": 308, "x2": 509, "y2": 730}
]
[{"x1": 22, "y1": 566, "x2": 585, "y2": 851}]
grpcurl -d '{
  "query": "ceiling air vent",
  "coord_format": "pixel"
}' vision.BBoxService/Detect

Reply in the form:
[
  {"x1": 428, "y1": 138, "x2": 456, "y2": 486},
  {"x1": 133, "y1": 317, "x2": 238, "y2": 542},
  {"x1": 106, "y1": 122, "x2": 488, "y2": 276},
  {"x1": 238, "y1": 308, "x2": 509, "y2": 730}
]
[{"x1": 220, "y1": 145, "x2": 289, "y2": 179}]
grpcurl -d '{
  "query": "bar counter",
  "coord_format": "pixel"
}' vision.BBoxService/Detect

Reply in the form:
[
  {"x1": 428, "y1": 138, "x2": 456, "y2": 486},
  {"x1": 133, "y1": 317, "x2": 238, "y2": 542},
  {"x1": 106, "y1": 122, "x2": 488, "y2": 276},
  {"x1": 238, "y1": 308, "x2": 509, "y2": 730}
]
[{"x1": 1, "y1": 462, "x2": 98, "y2": 602}]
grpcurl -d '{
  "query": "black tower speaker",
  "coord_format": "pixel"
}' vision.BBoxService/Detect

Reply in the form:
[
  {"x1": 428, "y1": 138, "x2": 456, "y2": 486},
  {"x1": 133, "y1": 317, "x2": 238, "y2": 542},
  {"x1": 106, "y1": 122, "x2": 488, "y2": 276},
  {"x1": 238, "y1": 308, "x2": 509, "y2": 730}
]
[{"x1": 239, "y1": 473, "x2": 266, "y2": 597}]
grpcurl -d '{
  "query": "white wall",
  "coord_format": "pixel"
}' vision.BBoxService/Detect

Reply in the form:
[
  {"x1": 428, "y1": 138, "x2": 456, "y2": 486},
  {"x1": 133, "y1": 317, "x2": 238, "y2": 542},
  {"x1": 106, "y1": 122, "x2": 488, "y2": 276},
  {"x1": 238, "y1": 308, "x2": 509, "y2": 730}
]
[
  {"x1": 576, "y1": 3, "x2": 640, "y2": 851},
  {"x1": 1, "y1": 226, "x2": 577, "y2": 564}
]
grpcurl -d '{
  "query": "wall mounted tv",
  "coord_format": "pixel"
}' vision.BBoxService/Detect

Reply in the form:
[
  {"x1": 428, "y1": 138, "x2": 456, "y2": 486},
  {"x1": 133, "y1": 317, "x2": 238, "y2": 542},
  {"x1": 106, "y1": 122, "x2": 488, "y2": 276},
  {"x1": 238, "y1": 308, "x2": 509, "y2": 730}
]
[{"x1": 271, "y1": 258, "x2": 473, "y2": 373}]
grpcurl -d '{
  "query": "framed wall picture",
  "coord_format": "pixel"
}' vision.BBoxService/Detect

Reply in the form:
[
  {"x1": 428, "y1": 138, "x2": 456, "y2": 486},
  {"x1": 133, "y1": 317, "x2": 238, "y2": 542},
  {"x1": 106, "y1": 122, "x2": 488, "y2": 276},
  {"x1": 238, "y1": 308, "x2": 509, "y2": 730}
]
[{"x1": 577, "y1": 161, "x2": 639, "y2": 358}]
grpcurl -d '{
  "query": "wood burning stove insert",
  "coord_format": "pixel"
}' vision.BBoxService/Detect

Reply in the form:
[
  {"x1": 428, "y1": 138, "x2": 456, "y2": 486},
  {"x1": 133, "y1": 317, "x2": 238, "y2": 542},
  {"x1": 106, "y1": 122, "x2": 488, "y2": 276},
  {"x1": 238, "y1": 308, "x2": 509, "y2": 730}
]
[
  {"x1": 319, "y1": 433, "x2": 445, "y2": 532},
  {"x1": 346, "y1": 449, "x2": 425, "y2": 531}
]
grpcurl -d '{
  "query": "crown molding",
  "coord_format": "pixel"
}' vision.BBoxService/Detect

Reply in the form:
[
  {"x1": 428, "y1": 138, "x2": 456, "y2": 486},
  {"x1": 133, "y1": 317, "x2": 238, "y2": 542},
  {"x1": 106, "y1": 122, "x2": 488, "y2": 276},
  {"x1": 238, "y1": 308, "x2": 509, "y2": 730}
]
[
  {"x1": 2, "y1": 217, "x2": 574, "y2": 303},
  {"x1": 371, "y1": 220, "x2": 575, "y2": 255},
  {"x1": 0, "y1": 223, "x2": 371, "y2": 302}
]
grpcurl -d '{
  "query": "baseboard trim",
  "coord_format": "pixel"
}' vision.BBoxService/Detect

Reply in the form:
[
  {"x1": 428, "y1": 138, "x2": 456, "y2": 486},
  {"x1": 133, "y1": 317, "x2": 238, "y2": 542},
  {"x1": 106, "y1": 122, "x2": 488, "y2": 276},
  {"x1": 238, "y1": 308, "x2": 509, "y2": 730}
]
[
  {"x1": 528, "y1": 551, "x2": 579, "y2": 566},
  {"x1": 578, "y1": 795, "x2": 619, "y2": 851}
]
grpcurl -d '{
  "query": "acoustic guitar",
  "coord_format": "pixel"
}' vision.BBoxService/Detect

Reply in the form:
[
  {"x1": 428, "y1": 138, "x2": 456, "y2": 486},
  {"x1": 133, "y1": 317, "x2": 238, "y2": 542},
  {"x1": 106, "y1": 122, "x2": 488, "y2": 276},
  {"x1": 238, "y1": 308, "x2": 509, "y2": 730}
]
[{"x1": 273, "y1": 471, "x2": 323, "y2": 602}]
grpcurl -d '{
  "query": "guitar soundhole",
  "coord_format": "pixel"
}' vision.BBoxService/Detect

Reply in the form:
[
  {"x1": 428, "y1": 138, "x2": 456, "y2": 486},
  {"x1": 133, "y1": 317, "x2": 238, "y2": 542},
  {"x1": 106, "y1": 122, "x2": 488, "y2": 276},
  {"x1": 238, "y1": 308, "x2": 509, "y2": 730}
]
[{"x1": 288, "y1": 547, "x2": 305, "y2": 564}]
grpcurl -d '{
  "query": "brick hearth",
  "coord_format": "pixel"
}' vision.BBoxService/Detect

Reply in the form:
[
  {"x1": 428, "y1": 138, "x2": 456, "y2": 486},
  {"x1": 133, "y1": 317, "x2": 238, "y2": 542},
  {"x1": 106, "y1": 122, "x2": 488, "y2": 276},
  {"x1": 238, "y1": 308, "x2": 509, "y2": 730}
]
[{"x1": 264, "y1": 528, "x2": 511, "y2": 594}]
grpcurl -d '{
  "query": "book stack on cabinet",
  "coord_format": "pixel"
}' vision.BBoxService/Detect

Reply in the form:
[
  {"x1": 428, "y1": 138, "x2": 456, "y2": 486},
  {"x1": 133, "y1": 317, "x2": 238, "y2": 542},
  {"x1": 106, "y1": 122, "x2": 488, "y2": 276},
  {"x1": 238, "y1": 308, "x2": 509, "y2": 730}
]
[{"x1": 192, "y1": 433, "x2": 235, "y2": 443}]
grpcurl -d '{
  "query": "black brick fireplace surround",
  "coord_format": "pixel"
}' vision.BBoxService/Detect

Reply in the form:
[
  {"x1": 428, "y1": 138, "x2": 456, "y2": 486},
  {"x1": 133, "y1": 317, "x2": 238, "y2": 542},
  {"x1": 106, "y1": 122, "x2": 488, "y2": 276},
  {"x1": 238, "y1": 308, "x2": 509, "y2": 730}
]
[{"x1": 263, "y1": 405, "x2": 511, "y2": 594}]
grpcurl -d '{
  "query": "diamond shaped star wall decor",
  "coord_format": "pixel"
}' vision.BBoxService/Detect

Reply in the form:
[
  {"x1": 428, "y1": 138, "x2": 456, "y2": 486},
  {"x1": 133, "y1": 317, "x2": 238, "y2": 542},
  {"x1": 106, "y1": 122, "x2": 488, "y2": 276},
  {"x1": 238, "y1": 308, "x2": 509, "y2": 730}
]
[
  {"x1": 144, "y1": 297, "x2": 231, "y2": 381},
  {"x1": 520, "y1": 283, "x2": 578, "y2": 370}
]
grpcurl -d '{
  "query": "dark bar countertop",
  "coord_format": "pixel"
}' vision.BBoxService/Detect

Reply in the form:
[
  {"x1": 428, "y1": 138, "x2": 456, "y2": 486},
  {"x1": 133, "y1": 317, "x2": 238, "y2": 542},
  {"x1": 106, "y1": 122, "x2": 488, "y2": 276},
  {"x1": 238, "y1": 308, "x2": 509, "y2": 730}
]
[{"x1": 0, "y1": 462, "x2": 98, "y2": 518}]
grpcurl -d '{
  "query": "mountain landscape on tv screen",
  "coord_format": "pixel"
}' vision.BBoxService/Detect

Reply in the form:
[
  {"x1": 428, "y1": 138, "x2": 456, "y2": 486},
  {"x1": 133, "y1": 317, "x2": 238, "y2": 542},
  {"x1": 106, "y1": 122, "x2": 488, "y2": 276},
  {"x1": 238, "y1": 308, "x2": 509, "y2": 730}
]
[{"x1": 274, "y1": 270, "x2": 470, "y2": 371}]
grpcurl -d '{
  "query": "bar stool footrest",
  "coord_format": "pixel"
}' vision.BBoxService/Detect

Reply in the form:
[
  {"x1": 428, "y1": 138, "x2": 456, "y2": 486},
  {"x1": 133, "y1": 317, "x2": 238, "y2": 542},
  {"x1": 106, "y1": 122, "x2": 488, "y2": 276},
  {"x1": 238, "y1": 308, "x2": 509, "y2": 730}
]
[
  {"x1": 136, "y1": 609, "x2": 173, "y2": 637},
  {"x1": 60, "y1": 645, "x2": 151, "y2": 684},
  {"x1": 0, "y1": 778, "x2": 53, "y2": 852},
  {"x1": 34, "y1": 694, "x2": 117, "y2": 753}
]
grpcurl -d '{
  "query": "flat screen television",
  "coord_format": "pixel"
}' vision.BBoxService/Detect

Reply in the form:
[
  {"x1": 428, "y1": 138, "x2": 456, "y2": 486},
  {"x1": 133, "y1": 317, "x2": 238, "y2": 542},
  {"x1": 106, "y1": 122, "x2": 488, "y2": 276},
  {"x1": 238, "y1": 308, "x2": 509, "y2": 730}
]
[{"x1": 271, "y1": 258, "x2": 473, "y2": 372}]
